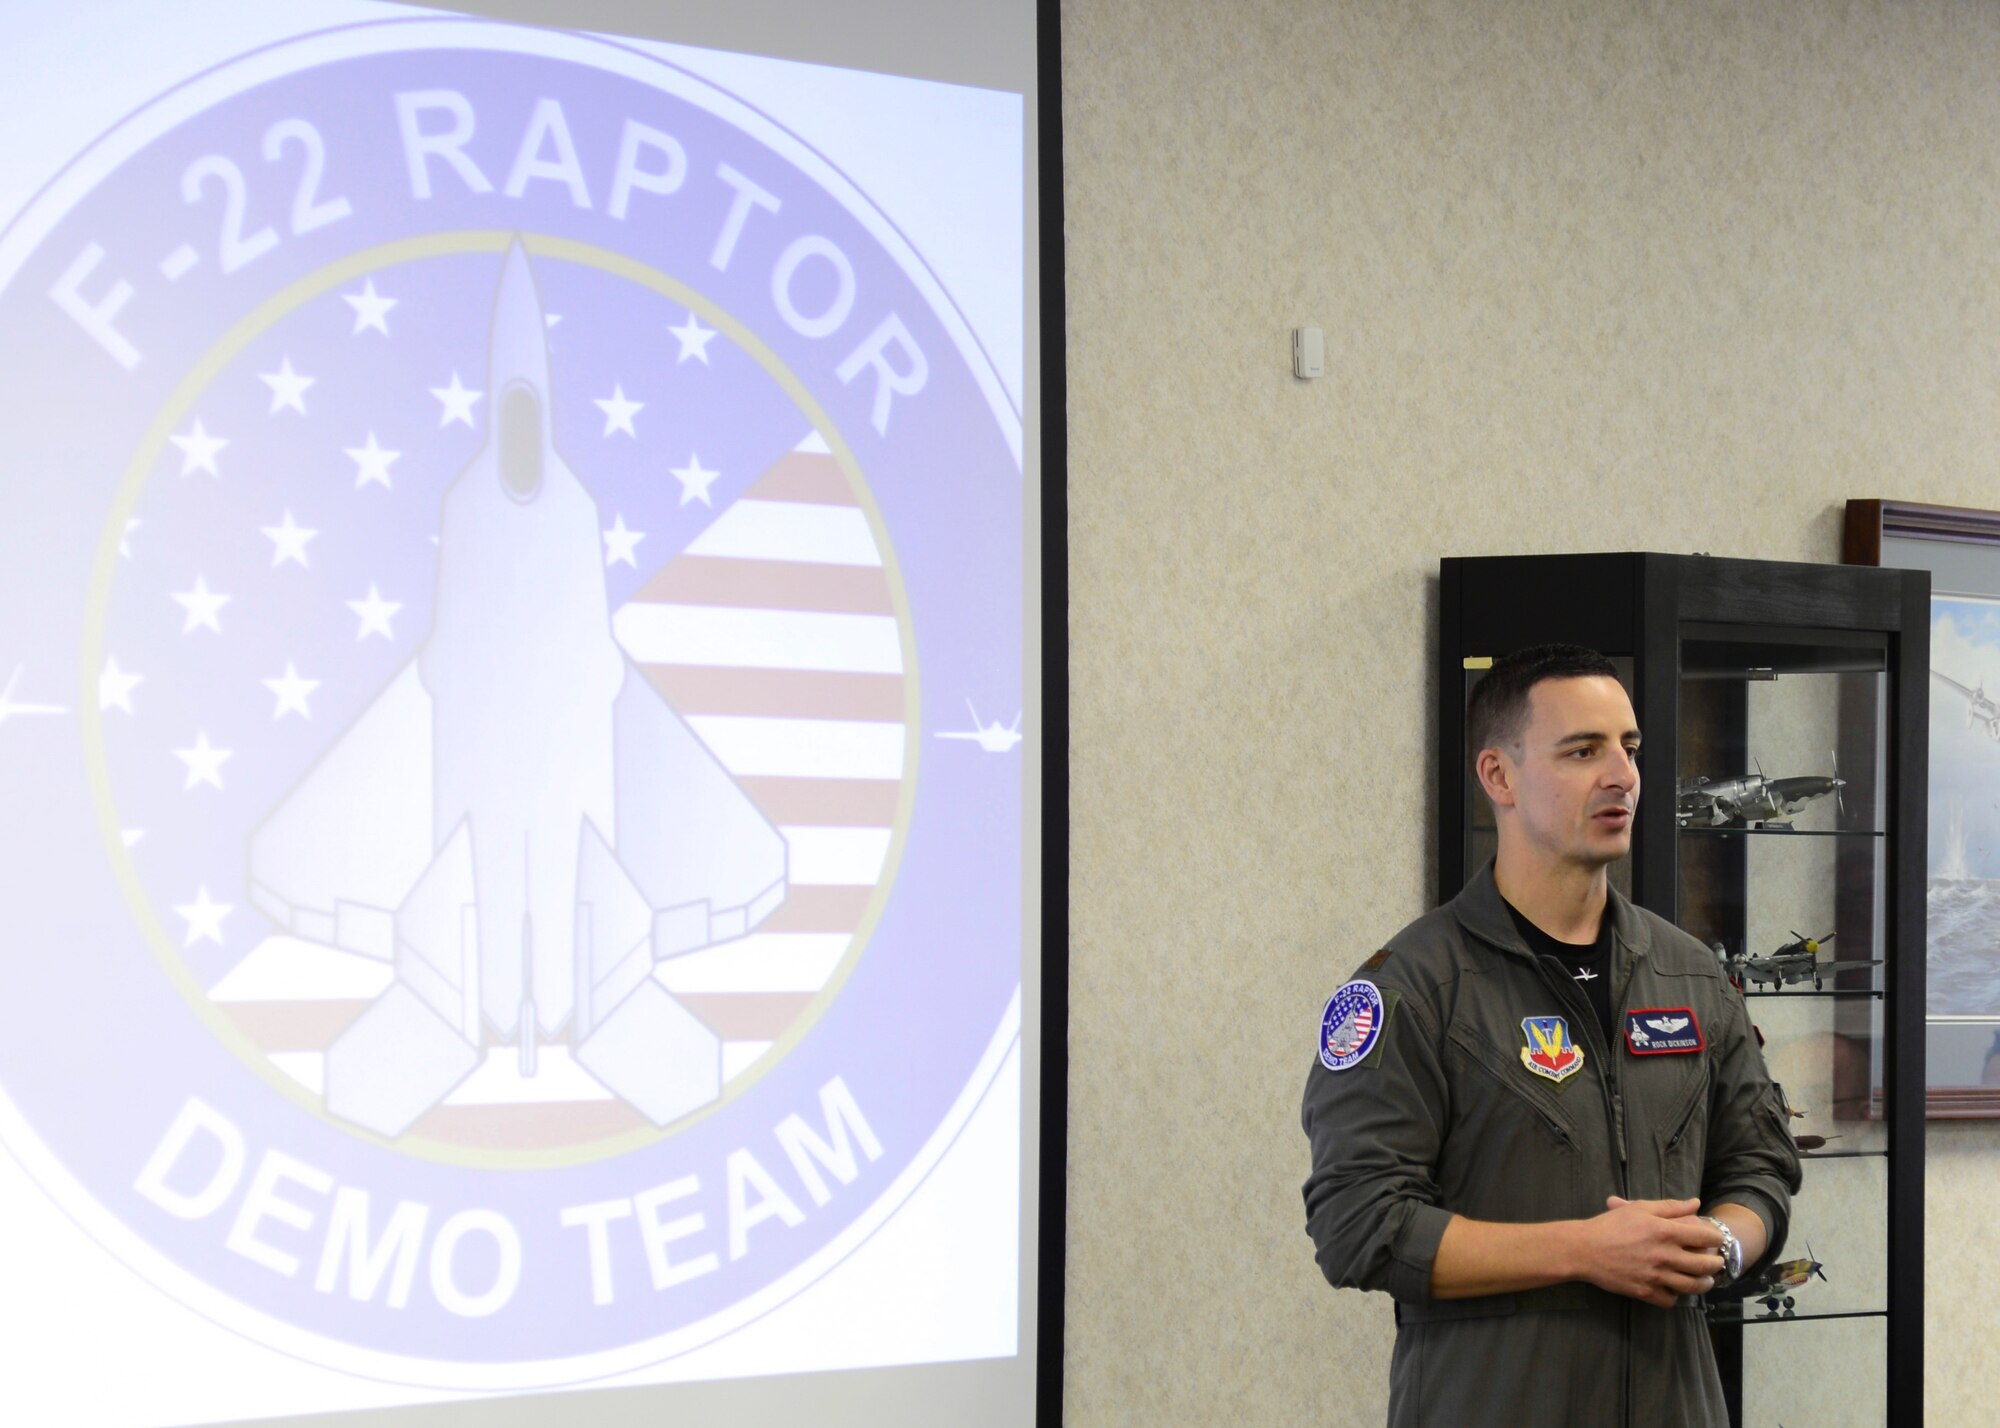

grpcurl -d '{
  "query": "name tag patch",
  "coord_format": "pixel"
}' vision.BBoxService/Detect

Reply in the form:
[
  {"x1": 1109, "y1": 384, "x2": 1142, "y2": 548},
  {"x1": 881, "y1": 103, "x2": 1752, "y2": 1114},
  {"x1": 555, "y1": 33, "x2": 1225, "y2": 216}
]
[
  {"x1": 1319, "y1": 979, "x2": 1387, "y2": 1071},
  {"x1": 1624, "y1": 1007, "x2": 1704, "y2": 1055},
  {"x1": 1520, "y1": 1015, "x2": 1585, "y2": 1083}
]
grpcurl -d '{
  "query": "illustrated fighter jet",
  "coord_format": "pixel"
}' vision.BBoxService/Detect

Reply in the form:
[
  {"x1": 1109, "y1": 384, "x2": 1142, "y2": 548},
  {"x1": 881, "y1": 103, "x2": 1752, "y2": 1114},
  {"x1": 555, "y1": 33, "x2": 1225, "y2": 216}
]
[
  {"x1": 0, "y1": 665, "x2": 65, "y2": 727},
  {"x1": 1724, "y1": 932, "x2": 1882, "y2": 992},
  {"x1": 1675, "y1": 754, "x2": 1845, "y2": 829},
  {"x1": 1933, "y1": 667, "x2": 2000, "y2": 740},
  {"x1": 935, "y1": 698, "x2": 1022, "y2": 753},
  {"x1": 248, "y1": 242, "x2": 788, "y2": 1138}
]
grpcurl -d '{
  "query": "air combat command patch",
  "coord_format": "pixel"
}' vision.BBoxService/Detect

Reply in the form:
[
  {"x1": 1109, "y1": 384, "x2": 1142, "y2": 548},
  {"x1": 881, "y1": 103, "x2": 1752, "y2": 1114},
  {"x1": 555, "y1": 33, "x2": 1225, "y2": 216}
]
[
  {"x1": 0, "y1": 18, "x2": 1023, "y2": 1389},
  {"x1": 1520, "y1": 1015, "x2": 1585, "y2": 1084}
]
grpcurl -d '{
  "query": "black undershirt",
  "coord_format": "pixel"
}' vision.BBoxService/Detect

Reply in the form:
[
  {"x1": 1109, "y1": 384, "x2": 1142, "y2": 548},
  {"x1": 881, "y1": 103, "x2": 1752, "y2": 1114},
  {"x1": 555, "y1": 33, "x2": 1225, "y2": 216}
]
[{"x1": 1505, "y1": 901, "x2": 1615, "y2": 1048}]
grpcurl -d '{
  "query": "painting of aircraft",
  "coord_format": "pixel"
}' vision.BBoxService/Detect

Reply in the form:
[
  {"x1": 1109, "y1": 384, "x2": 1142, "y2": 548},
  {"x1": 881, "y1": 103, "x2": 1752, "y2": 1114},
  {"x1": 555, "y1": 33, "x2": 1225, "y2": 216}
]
[{"x1": 1933, "y1": 666, "x2": 2000, "y2": 740}]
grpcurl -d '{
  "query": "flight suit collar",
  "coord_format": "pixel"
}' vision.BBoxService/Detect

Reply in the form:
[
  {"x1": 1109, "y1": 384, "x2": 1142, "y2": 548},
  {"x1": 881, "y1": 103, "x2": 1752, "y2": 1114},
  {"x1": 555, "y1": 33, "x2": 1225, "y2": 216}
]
[{"x1": 1450, "y1": 859, "x2": 1654, "y2": 970}]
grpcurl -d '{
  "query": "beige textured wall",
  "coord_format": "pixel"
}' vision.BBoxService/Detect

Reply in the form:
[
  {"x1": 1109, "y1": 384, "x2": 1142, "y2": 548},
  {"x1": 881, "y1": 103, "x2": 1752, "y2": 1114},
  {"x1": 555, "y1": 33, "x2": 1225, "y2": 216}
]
[{"x1": 1061, "y1": 0, "x2": 2000, "y2": 1421}]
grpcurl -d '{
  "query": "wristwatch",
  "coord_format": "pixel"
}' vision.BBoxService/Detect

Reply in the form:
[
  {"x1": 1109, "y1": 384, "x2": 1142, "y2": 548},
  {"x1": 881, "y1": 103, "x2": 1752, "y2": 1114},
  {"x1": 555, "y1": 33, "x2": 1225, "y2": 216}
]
[{"x1": 1698, "y1": 1215, "x2": 1742, "y2": 1288}]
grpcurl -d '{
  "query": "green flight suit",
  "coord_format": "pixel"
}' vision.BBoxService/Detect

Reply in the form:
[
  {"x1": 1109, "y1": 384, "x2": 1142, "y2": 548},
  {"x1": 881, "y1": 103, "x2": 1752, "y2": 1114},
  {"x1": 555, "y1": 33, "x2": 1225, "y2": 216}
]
[{"x1": 1300, "y1": 864, "x2": 1802, "y2": 1428}]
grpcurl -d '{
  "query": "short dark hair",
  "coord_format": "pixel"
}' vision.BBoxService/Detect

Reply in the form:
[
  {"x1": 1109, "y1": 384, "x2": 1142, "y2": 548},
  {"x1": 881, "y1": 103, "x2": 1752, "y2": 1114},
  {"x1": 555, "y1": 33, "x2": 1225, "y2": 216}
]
[{"x1": 1465, "y1": 643, "x2": 1621, "y2": 762}]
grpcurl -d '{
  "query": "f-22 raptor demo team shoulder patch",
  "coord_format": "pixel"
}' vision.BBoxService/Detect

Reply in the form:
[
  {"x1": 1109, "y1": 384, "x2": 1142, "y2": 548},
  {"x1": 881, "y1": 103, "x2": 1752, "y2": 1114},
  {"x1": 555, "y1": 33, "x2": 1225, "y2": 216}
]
[
  {"x1": 0, "y1": 18, "x2": 1023, "y2": 1390},
  {"x1": 1319, "y1": 979, "x2": 1397, "y2": 1072}
]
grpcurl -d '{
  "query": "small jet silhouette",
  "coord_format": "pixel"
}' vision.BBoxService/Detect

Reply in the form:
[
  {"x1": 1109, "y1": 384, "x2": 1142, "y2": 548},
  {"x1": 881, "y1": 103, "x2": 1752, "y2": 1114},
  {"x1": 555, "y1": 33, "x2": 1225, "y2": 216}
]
[
  {"x1": 0, "y1": 665, "x2": 66, "y2": 727},
  {"x1": 936, "y1": 698, "x2": 1023, "y2": 753}
]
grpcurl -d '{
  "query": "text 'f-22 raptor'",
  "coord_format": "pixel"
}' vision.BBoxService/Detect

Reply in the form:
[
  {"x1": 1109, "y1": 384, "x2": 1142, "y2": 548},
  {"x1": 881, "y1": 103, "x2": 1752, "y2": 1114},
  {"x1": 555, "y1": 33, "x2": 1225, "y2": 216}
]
[{"x1": 248, "y1": 242, "x2": 788, "y2": 1139}]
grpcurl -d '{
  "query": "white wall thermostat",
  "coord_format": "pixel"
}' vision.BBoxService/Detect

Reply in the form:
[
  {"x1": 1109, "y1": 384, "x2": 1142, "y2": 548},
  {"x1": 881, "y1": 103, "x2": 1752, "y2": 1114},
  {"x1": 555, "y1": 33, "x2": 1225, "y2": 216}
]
[{"x1": 1293, "y1": 325, "x2": 1324, "y2": 379}]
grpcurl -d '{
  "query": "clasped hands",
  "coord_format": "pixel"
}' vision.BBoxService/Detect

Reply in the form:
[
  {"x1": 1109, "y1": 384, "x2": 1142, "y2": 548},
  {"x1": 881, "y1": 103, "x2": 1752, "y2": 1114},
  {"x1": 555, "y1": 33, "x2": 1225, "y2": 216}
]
[{"x1": 1579, "y1": 1196, "x2": 1728, "y2": 1309}]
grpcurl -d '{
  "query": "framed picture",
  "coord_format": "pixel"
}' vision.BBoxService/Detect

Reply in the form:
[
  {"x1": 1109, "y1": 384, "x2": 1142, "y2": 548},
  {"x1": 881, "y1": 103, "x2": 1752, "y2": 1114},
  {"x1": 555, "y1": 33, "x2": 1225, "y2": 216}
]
[{"x1": 1847, "y1": 499, "x2": 2000, "y2": 1116}]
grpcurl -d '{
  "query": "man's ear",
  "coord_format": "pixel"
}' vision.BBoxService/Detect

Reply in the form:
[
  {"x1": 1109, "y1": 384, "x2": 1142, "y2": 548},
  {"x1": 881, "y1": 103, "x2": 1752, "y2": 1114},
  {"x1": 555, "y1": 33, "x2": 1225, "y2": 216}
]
[{"x1": 1474, "y1": 746, "x2": 1516, "y2": 809}]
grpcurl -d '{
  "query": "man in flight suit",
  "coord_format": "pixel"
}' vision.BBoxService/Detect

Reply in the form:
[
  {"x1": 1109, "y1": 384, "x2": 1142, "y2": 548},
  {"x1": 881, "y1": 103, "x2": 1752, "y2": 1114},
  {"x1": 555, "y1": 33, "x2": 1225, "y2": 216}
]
[{"x1": 1300, "y1": 644, "x2": 1800, "y2": 1427}]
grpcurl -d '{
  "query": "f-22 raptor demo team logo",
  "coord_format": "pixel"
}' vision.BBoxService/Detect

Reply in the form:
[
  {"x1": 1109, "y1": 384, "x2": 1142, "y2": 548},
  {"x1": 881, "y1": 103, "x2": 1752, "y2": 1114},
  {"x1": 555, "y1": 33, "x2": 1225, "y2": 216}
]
[{"x1": 0, "y1": 19, "x2": 1023, "y2": 1385}]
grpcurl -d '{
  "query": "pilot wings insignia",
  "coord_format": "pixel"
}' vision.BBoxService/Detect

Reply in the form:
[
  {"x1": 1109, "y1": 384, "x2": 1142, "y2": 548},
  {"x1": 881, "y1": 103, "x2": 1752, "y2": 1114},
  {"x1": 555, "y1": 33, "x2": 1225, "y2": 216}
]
[{"x1": 1624, "y1": 1007, "x2": 1705, "y2": 1055}]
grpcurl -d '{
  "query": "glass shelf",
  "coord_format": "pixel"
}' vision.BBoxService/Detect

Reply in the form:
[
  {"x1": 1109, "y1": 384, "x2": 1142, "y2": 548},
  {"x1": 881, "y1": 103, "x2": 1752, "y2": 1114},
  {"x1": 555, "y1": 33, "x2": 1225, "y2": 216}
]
[
  {"x1": 1742, "y1": 989, "x2": 1882, "y2": 1000},
  {"x1": 1707, "y1": 1305, "x2": 1887, "y2": 1327},
  {"x1": 1678, "y1": 827, "x2": 1885, "y2": 839}
]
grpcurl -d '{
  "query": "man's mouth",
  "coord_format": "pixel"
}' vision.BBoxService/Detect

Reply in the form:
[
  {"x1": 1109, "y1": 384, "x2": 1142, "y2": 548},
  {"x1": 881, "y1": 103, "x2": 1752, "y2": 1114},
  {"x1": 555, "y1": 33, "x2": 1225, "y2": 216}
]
[{"x1": 1593, "y1": 806, "x2": 1633, "y2": 828}]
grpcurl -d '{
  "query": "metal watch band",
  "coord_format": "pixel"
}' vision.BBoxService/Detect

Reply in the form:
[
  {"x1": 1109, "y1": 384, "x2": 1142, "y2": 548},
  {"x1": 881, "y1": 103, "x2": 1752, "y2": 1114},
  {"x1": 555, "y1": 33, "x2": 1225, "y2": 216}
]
[{"x1": 1699, "y1": 1215, "x2": 1742, "y2": 1286}]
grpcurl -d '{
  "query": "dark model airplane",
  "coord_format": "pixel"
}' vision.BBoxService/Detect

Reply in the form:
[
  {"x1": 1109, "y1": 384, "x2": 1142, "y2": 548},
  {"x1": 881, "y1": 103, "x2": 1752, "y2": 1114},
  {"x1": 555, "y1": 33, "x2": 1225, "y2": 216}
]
[
  {"x1": 1725, "y1": 932, "x2": 1882, "y2": 992},
  {"x1": 1752, "y1": 1247, "x2": 1827, "y2": 1318},
  {"x1": 1675, "y1": 755, "x2": 1846, "y2": 829},
  {"x1": 1933, "y1": 667, "x2": 2000, "y2": 741}
]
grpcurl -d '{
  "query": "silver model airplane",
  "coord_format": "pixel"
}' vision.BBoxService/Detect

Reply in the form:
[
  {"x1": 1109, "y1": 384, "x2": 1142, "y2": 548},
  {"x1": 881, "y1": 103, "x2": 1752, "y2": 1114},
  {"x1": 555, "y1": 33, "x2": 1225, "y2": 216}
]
[
  {"x1": 1933, "y1": 667, "x2": 2000, "y2": 740},
  {"x1": 0, "y1": 665, "x2": 65, "y2": 727},
  {"x1": 1722, "y1": 931, "x2": 1882, "y2": 992},
  {"x1": 248, "y1": 241, "x2": 788, "y2": 1138},
  {"x1": 936, "y1": 698, "x2": 1023, "y2": 753},
  {"x1": 1675, "y1": 754, "x2": 1845, "y2": 829}
]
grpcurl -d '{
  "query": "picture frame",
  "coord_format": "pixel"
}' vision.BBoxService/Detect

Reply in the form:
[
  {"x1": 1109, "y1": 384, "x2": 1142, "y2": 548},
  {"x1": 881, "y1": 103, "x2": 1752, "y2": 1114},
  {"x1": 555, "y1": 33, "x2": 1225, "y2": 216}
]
[{"x1": 1846, "y1": 498, "x2": 2000, "y2": 1117}]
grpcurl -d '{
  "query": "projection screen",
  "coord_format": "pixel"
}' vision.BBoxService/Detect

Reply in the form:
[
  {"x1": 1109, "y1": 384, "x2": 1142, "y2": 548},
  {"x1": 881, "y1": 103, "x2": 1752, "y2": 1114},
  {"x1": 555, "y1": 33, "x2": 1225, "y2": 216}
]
[{"x1": 0, "y1": 2, "x2": 1051, "y2": 1423}]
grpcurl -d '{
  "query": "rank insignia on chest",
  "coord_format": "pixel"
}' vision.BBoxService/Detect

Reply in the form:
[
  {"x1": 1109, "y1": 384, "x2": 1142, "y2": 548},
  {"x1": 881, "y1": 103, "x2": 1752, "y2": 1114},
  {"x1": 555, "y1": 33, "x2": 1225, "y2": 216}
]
[
  {"x1": 1520, "y1": 1015, "x2": 1585, "y2": 1083},
  {"x1": 1624, "y1": 1007, "x2": 1705, "y2": 1055}
]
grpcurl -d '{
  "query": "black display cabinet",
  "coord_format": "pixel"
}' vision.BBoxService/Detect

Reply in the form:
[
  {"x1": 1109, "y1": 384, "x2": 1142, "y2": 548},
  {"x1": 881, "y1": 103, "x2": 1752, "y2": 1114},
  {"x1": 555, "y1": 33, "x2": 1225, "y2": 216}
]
[{"x1": 1437, "y1": 553, "x2": 1925, "y2": 1428}]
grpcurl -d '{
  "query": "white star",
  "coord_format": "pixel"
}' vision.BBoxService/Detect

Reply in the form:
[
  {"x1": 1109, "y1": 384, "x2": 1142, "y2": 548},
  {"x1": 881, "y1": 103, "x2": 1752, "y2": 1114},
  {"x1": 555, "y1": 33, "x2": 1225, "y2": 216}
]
[
  {"x1": 347, "y1": 583, "x2": 402, "y2": 641},
  {"x1": 171, "y1": 575, "x2": 231, "y2": 635},
  {"x1": 345, "y1": 433, "x2": 401, "y2": 490},
  {"x1": 173, "y1": 730, "x2": 232, "y2": 791},
  {"x1": 99, "y1": 655, "x2": 142, "y2": 714},
  {"x1": 670, "y1": 452, "x2": 722, "y2": 506},
  {"x1": 262, "y1": 661, "x2": 320, "y2": 720},
  {"x1": 260, "y1": 357, "x2": 315, "y2": 416},
  {"x1": 603, "y1": 514, "x2": 645, "y2": 568},
  {"x1": 343, "y1": 278, "x2": 397, "y2": 336},
  {"x1": 669, "y1": 311, "x2": 718, "y2": 364},
  {"x1": 168, "y1": 419, "x2": 228, "y2": 477},
  {"x1": 430, "y1": 371, "x2": 483, "y2": 428},
  {"x1": 595, "y1": 383, "x2": 644, "y2": 438},
  {"x1": 172, "y1": 885, "x2": 232, "y2": 948},
  {"x1": 118, "y1": 518, "x2": 140, "y2": 560},
  {"x1": 260, "y1": 510, "x2": 317, "y2": 568}
]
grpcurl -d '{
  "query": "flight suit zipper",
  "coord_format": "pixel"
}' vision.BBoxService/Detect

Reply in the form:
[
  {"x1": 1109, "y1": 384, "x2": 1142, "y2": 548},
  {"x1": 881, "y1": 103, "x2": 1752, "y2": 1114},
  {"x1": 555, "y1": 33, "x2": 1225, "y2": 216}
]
[{"x1": 1531, "y1": 938, "x2": 1637, "y2": 1428}]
